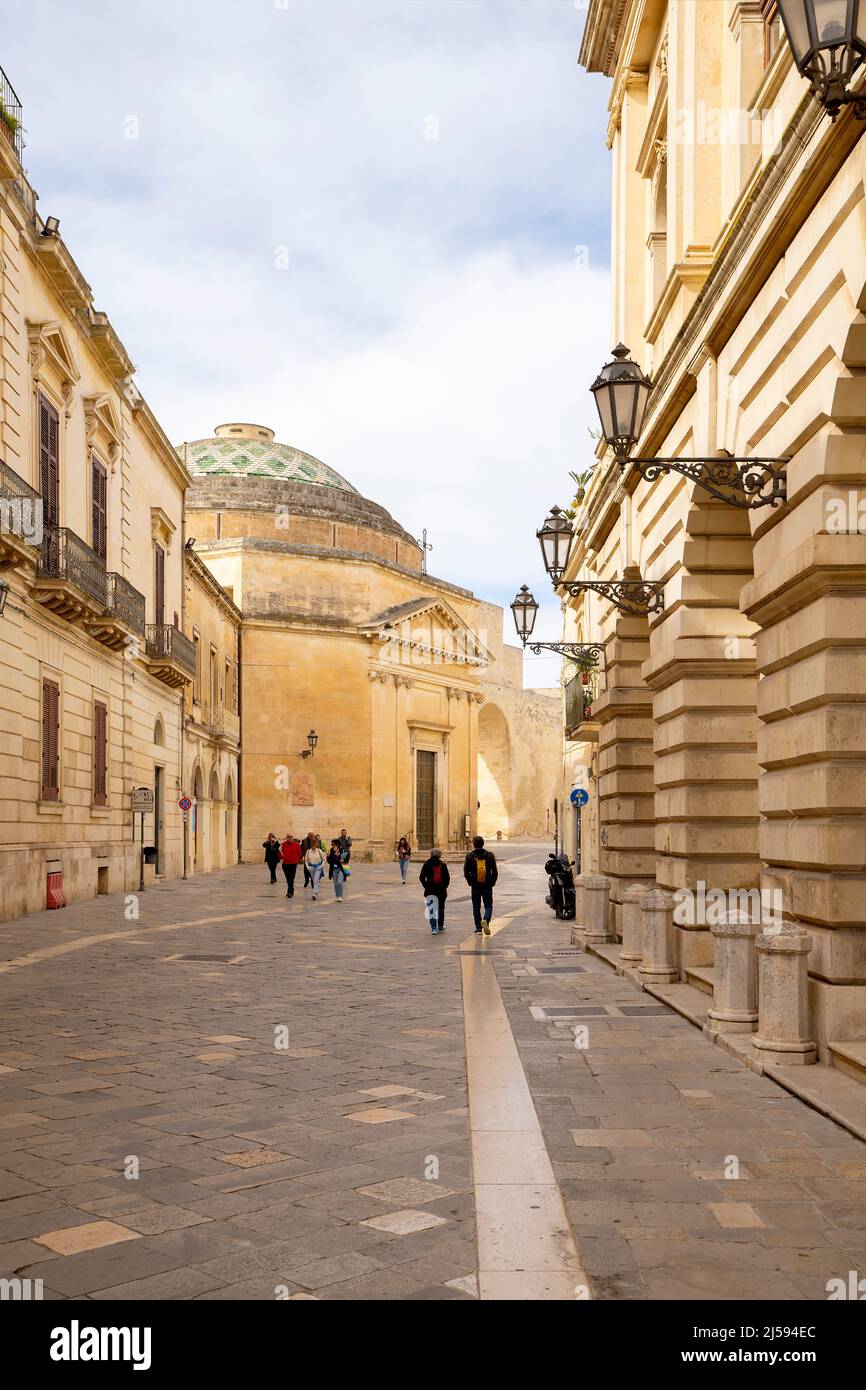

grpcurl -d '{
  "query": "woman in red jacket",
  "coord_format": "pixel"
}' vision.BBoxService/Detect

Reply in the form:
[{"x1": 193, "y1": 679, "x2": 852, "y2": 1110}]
[{"x1": 279, "y1": 833, "x2": 303, "y2": 898}]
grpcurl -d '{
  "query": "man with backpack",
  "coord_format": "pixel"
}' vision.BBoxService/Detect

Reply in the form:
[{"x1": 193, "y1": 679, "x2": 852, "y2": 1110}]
[
  {"x1": 419, "y1": 848, "x2": 450, "y2": 934},
  {"x1": 463, "y1": 835, "x2": 498, "y2": 935}
]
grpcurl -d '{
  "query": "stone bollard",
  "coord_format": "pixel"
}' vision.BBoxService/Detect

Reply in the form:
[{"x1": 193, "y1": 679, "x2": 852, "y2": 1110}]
[
  {"x1": 706, "y1": 910, "x2": 759, "y2": 1036},
  {"x1": 620, "y1": 882, "x2": 654, "y2": 964},
  {"x1": 752, "y1": 927, "x2": 817, "y2": 1066},
  {"x1": 583, "y1": 875, "x2": 612, "y2": 948},
  {"x1": 639, "y1": 889, "x2": 678, "y2": 984}
]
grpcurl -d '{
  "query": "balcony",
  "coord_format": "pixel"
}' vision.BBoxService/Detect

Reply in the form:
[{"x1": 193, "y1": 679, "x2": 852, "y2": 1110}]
[
  {"x1": 144, "y1": 623, "x2": 196, "y2": 688},
  {"x1": 85, "y1": 571, "x2": 146, "y2": 651},
  {"x1": 0, "y1": 66, "x2": 23, "y2": 179},
  {"x1": 0, "y1": 460, "x2": 42, "y2": 570},
  {"x1": 33, "y1": 526, "x2": 107, "y2": 622},
  {"x1": 565, "y1": 671, "x2": 601, "y2": 743},
  {"x1": 197, "y1": 703, "x2": 241, "y2": 744}
]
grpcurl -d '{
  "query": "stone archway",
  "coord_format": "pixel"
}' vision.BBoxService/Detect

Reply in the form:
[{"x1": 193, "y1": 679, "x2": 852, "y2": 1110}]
[
  {"x1": 193, "y1": 762, "x2": 205, "y2": 871},
  {"x1": 209, "y1": 768, "x2": 222, "y2": 869},
  {"x1": 477, "y1": 702, "x2": 512, "y2": 841}
]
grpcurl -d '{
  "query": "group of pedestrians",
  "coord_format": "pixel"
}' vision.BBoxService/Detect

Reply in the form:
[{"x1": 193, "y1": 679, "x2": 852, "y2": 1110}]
[
  {"x1": 262, "y1": 829, "x2": 352, "y2": 904},
  {"x1": 263, "y1": 827, "x2": 499, "y2": 933}
]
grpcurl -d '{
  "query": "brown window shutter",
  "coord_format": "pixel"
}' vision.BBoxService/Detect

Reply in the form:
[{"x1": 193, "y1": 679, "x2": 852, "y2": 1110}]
[
  {"x1": 154, "y1": 543, "x2": 165, "y2": 625},
  {"x1": 93, "y1": 701, "x2": 108, "y2": 806},
  {"x1": 41, "y1": 679, "x2": 60, "y2": 801},
  {"x1": 38, "y1": 394, "x2": 60, "y2": 527},
  {"x1": 91, "y1": 458, "x2": 107, "y2": 562}
]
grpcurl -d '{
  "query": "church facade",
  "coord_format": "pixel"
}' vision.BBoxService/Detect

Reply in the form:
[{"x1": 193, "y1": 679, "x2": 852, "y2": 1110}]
[{"x1": 182, "y1": 424, "x2": 560, "y2": 861}]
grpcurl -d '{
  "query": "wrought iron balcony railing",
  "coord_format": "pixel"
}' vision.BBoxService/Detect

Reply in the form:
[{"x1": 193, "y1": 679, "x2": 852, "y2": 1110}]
[
  {"x1": 145, "y1": 623, "x2": 197, "y2": 678},
  {"x1": 0, "y1": 66, "x2": 23, "y2": 160},
  {"x1": 198, "y1": 704, "x2": 240, "y2": 741},
  {"x1": 0, "y1": 459, "x2": 42, "y2": 543},
  {"x1": 105, "y1": 571, "x2": 145, "y2": 635},
  {"x1": 39, "y1": 526, "x2": 107, "y2": 606},
  {"x1": 565, "y1": 671, "x2": 598, "y2": 733}
]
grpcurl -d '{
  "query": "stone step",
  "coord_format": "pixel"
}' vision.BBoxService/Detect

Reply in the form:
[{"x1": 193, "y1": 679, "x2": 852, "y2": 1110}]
[
  {"x1": 827, "y1": 1039, "x2": 866, "y2": 1084},
  {"x1": 684, "y1": 964, "x2": 715, "y2": 997}
]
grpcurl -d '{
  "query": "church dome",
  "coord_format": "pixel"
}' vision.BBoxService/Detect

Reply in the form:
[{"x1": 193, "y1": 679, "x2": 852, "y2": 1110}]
[{"x1": 182, "y1": 422, "x2": 358, "y2": 494}]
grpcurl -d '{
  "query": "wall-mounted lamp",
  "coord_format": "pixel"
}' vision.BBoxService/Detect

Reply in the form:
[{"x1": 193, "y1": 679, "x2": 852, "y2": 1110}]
[
  {"x1": 41, "y1": 216, "x2": 60, "y2": 237},
  {"x1": 0, "y1": 579, "x2": 9, "y2": 615},
  {"x1": 299, "y1": 729, "x2": 318, "y2": 759}
]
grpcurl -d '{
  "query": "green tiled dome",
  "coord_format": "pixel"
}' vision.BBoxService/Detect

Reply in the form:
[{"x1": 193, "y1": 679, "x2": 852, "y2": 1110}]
[{"x1": 180, "y1": 423, "x2": 357, "y2": 494}]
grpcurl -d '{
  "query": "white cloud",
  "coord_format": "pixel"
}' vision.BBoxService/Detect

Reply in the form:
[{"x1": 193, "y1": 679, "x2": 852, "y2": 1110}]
[{"x1": 2, "y1": 0, "x2": 612, "y2": 684}]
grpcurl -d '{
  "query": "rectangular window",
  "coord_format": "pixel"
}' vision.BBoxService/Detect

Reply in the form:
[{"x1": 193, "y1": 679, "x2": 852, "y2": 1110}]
[
  {"x1": 154, "y1": 542, "x2": 165, "y2": 625},
  {"x1": 209, "y1": 645, "x2": 218, "y2": 707},
  {"x1": 91, "y1": 457, "x2": 108, "y2": 562},
  {"x1": 38, "y1": 393, "x2": 60, "y2": 527},
  {"x1": 193, "y1": 629, "x2": 201, "y2": 701},
  {"x1": 224, "y1": 657, "x2": 230, "y2": 709},
  {"x1": 762, "y1": 0, "x2": 782, "y2": 65},
  {"x1": 41, "y1": 678, "x2": 60, "y2": 801},
  {"x1": 93, "y1": 700, "x2": 108, "y2": 806}
]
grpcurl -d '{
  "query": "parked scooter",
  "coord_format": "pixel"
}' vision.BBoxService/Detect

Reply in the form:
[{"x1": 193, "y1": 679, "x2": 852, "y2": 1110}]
[{"x1": 544, "y1": 850, "x2": 576, "y2": 920}]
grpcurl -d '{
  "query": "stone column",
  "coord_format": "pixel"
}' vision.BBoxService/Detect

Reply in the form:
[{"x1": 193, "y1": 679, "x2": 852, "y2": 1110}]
[
  {"x1": 639, "y1": 888, "x2": 678, "y2": 984},
  {"x1": 572, "y1": 874, "x2": 610, "y2": 950},
  {"x1": 705, "y1": 909, "x2": 759, "y2": 1037},
  {"x1": 594, "y1": 614, "x2": 655, "y2": 940},
  {"x1": 752, "y1": 928, "x2": 817, "y2": 1066},
  {"x1": 620, "y1": 881, "x2": 654, "y2": 964}
]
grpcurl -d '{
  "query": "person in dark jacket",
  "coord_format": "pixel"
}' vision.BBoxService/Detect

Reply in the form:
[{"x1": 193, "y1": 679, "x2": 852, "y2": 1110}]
[
  {"x1": 327, "y1": 839, "x2": 347, "y2": 903},
  {"x1": 419, "y1": 849, "x2": 450, "y2": 933},
  {"x1": 463, "y1": 835, "x2": 498, "y2": 934},
  {"x1": 263, "y1": 833, "x2": 281, "y2": 883}
]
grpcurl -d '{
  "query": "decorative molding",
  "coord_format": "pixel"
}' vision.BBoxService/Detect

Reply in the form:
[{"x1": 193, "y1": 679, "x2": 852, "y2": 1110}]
[
  {"x1": 150, "y1": 506, "x2": 176, "y2": 551},
  {"x1": 607, "y1": 68, "x2": 649, "y2": 149}
]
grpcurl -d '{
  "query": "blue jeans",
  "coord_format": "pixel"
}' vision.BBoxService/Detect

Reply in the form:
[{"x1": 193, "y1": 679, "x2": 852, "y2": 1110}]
[
  {"x1": 332, "y1": 867, "x2": 345, "y2": 899},
  {"x1": 308, "y1": 863, "x2": 323, "y2": 894},
  {"x1": 471, "y1": 884, "x2": 493, "y2": 928},
  {"x1": 399, "y1": 857, "x2": 409, "y2": 882}
]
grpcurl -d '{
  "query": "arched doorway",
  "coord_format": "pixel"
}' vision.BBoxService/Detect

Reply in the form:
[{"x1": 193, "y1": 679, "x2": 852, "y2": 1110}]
[
  {"x1": 477, "y1": 703, "x2": 511, "y2": 841},
  {"x1": 224, "y1": 771, "x2": 237, "y2": 866},
  {"x1": 209, "y1": 768, "x2": 222, "y2": 869},
  {"x1": 193, "y1": 763, "x2": 205, "y2": 872}
]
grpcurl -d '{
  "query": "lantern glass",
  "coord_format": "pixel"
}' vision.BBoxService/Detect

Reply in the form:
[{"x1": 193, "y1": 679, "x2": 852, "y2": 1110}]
[
  {"x1": 778, "y1": 0, "x2": 812, "y2": 62},
  {"x1": 812, "y1": 0, "x2": 849, "y2": 45},
  {"x1": 536, "y1": 506, "x2": 573, "y2": 582},
  {"x1": 510, "y1": 586, "x2": 539, "y2": 644},
  {"x1": 590, "y1": 344, "x2": 654, "y2": 459}
]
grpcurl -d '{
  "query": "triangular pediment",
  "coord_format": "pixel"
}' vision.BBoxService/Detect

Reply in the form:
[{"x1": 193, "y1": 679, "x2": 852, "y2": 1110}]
[
  {"x1": 27, "y1": 319, "x2": 80, "y2": 386},
  {"x1": 360, "y1": 596, "x2": 492, "y2": 667},
  {"x1": 84, "y1": 393, "x2": 121, "y2": 447}
]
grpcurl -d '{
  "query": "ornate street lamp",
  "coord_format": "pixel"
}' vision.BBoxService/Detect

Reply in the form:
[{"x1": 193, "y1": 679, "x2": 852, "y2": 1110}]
[
  {"x1": 536, "y1": 506, "x2": 574, "y2": 583},
  {"x1": 589, "y1": 344, "x2": 654, "y2": 462},
  {"x1": 590, "y1": 344, "x2": 788, "y2": 509},
  {"x1": 510, "y1": 584, "x2": 539, "y2": 644},
  {"x1": 510, "y1": 585, "x2": 607, "y2": 668},
  {"x1": 778, "y1": 0, "x2": 866, "y2": 118},
  {"x1": 0, "y1": 580, "x2": 8, "y2": 616}
]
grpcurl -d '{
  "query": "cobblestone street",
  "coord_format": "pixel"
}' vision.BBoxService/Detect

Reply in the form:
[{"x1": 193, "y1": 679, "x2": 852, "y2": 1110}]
[{"x1": 1, "y1": 844, "x2": 864, "y2": 1301}]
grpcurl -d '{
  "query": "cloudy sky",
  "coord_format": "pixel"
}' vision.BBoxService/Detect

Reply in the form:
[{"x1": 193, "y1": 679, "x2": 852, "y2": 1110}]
[{"x1": 2, "y1": 0, "x2": 612, "y2": 683}]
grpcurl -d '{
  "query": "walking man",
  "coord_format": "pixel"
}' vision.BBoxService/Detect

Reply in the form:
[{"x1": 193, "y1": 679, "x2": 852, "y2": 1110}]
[
  {"x1": 463, "y1": 835, "x2": 498, "y2": 935},
  {"x1": 280, "y1": 832, "x2": 302, "y2": 897},
  {"x1": 338, "y1": 828, "x2": 352, "y2": 862},
  {"x1": 419, "y1": 848, "x2": 449, "y2": 933}
]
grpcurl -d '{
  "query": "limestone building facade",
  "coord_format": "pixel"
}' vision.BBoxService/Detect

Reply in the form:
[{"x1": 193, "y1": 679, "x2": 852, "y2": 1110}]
[
  {"x1": 181, "y1": 424, "x2": 561, "y2": 861},
  {"x1": 571, "y1": 1, "x2": 866, "y2": 1077}
]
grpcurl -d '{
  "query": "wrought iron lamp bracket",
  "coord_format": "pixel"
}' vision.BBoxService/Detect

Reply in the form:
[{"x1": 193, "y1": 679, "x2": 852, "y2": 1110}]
[
  {"x1": 524, "y1": 641, "x2": 607, "y2": 672},
  {"x1": 563, "y1": 579, "x2": 666, "y2": 617},
  {"x1": 628, "y1": 455, "x2": 788, "y2": 509}
]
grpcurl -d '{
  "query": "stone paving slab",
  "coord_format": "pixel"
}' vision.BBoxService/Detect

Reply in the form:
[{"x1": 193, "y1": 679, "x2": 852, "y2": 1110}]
[
  {"x1": 0, "y1": 860, "x2": 479, "y2": 1301},
  {"x1": 487, "y1": 865, "x2": 866, "y2": 1302}
]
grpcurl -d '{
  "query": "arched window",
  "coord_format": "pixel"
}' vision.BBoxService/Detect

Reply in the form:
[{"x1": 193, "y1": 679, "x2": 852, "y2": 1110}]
[{"x1": 153, "y1": 715, "x2": 165, "y2": 747}]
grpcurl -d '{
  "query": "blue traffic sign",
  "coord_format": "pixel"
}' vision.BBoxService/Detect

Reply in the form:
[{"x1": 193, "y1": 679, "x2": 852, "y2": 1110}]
[{"x1": 571, "y1": 788, "x2": 589, "y2": 807}]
